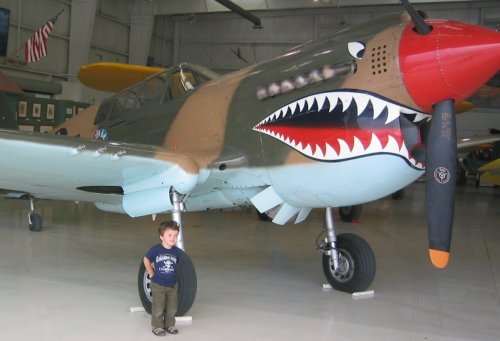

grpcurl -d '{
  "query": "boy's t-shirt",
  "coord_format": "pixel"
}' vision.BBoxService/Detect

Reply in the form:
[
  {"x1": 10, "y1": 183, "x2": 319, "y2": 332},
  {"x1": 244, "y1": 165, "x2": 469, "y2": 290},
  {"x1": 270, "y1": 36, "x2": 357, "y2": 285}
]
[{"x1": 145, "y1": 244, "x2": 181, "y2": 287}]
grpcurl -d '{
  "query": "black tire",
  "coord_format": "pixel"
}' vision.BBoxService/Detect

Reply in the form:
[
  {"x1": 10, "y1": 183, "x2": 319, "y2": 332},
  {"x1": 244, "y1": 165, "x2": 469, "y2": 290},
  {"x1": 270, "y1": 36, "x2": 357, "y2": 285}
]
[
  {"x1": 138, "y1": 249, "x2": 197, "y2": 315},
  {"x1": 29, "y1": 213, "x2": 43, "y2": 232},
  {"x1": 322, "y1": 233, "x2": 375, "y2": 293},
  {"x1": 339, "y1": 205, "x2": 362, "y2": 223}
]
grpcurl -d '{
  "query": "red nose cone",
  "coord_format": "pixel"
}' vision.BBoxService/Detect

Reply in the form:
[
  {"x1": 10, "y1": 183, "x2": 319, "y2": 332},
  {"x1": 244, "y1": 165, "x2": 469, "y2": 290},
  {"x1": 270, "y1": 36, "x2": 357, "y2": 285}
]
[{"x1": 400, "y1": 20, "x2": 500, "y2": 113}]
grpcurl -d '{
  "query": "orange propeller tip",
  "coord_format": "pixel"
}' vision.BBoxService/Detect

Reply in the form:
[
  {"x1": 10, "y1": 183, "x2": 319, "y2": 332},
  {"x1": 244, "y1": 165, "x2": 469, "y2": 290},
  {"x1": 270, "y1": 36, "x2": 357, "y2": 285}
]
[{"x1": 429, "y1": 249, "x2": 450, "y2": 269}]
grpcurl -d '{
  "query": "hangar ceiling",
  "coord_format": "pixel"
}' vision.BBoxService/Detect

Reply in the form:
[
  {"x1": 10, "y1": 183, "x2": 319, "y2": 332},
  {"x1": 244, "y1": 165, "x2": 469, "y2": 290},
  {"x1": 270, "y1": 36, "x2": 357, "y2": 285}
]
[{"x1": 147, "y1": 0, "x2": 491, "y2": 15}]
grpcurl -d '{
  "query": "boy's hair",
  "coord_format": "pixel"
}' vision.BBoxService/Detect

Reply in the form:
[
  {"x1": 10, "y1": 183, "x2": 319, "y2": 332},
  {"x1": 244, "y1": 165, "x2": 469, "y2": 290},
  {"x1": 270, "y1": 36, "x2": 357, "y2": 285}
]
[{"x1": 159, "y1": 220, "x2": 180, "y2": 236}]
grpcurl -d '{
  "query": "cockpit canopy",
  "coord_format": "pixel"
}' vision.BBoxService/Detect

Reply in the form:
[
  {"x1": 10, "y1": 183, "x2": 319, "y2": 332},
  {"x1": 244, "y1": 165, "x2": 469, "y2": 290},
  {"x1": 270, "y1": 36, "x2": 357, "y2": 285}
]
[{"x1": 94, "y1": 63, "x2": 218, "y2": 125}]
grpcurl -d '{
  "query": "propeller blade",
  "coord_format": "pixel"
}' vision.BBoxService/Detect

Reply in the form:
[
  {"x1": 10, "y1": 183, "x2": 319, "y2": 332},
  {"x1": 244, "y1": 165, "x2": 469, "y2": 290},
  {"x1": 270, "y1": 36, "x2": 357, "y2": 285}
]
[{"x1": 425, "y1": 99, "x2": 457, "y2": 268}]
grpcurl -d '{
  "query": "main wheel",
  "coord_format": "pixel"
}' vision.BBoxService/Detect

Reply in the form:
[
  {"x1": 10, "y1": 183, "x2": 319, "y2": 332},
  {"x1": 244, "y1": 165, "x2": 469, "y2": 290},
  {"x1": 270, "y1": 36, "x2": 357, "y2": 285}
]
[
  {"x1": 339, "y1": 205, "x2": 362, "y2": 223},
  {"x1": 322, "y1": 233, "x2": 375, "y2": 292},
  {"x1": 29, "y1": 212, "x2": 43, "y2": 232},
  {"x1": 138, "y1": 249, "x2": 197, "y2": 315}
]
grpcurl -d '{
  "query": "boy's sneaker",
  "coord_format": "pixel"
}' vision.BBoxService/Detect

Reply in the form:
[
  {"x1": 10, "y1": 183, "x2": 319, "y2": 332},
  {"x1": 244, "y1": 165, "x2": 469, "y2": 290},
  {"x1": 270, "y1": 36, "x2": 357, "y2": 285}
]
[
  {"x1": 152, "y1": 327, "x2": 166, "y2": 336},
  {"x1": 166, "y1": 326, "x2": 179, "y2": 335}
]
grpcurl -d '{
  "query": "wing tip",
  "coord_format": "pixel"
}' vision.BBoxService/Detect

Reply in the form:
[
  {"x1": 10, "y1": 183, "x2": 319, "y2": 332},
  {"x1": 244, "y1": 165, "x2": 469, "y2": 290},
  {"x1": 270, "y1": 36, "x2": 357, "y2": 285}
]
[{"x1": 429, "y1": 249, "x2": 450, "y2": 269}]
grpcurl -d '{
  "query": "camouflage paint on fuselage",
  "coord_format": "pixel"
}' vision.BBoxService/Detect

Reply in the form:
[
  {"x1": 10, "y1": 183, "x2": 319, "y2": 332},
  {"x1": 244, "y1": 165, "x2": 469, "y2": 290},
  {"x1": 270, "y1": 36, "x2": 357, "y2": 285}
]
[
  {"x1": 53, "y1": 12, "x2": 427, "y2": 210},
  {"x1": 50, "y1": 10, "x2": 499, "y2": 215},
  {"x1": 224, "y1": 12, "x2": 419, "y2": 167},
  {"x1": 161, "y1": 68, "x2": 253, "y2": 168}
]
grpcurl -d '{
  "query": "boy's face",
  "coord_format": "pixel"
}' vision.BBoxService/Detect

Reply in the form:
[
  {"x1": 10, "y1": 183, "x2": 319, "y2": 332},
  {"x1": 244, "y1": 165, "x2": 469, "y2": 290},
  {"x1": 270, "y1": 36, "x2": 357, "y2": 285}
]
[{"x1": 160, "y1": 228, "x2": 179, "y2": 248}]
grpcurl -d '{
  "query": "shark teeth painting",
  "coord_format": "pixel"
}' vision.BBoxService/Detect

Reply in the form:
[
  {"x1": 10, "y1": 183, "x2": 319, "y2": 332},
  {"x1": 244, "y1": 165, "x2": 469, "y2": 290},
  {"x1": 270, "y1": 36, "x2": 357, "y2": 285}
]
[{"x1": 253, "y1": 90, "x2": 429, "y2": 170}]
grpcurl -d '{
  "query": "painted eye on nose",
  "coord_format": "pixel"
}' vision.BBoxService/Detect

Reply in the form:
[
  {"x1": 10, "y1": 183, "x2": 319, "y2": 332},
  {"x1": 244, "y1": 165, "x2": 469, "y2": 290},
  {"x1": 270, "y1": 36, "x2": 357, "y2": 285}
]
[{"x1": 348, "y1": 41, "x2": 365, "y2": 60}]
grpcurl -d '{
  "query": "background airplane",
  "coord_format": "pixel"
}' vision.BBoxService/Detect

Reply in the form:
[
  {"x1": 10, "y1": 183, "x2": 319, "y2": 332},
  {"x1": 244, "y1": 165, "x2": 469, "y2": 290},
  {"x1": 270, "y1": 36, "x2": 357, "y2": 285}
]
[
  {"x1": 469, "y1": 129, "x2": 500, "y2": 185},
  {"x1": 0, "y1": 1, "x2": 499, "y2": 315},
  {"x1": 77, "y1": 62, "x2": 166, "y2": 93},
  {"x1": 0, "y1": 69, "x2": 24, "y2": 131},
  {"x1": 479, "y1": 159, "x2": 500, "y2": 185}
]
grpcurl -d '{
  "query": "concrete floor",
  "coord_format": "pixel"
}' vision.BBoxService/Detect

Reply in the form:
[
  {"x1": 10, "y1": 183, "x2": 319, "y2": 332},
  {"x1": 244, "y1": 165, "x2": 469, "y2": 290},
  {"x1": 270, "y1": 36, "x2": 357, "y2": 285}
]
[{"x1": 0, "y1": 182, "x2": 499, "y2": 341}]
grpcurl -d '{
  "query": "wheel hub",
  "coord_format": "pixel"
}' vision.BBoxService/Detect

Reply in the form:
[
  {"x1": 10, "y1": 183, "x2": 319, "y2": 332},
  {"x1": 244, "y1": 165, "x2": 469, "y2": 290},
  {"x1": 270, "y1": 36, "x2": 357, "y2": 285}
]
[
  {"x1": 330, "y1": 250, "x2": 354, "y2": 283},
  {"x1": 143, "y1": 271, "x2": 153, "y2": 303}
]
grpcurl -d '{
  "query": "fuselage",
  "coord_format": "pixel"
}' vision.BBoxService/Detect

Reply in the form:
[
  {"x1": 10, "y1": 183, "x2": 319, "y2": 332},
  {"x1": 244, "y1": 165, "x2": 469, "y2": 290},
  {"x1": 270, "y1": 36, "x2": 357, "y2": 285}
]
[{"x1": 53, "y1": 12, "x2": 500, "y2": 217}]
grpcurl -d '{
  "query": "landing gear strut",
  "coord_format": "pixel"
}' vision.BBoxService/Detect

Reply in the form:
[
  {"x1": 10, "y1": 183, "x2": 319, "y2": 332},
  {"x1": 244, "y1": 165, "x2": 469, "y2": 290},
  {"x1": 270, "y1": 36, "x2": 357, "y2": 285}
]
[
  {"x1": 318, "y1": 207, "x2": 376, "y2": 292},
  {"x1": 28, "y1": 197, "x2": 42, "y2": 232},
  {"x1": 137, "y1": 189, "x2": 197, "y2": 315}
]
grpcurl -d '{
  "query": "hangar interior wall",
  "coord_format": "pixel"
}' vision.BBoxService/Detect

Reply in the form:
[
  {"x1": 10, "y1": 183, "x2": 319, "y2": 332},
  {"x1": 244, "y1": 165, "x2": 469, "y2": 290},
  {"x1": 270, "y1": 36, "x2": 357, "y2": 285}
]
[
  {"x1": 0, "y1": 0, "x2": 133, "y2": 101},
  {"x1": 152, "y1": 1, "x2": 499, "y2": 138},
  {"x1": 0, "y1": 0, "x2": 497, "y2": 137},
  {"x1": 153, "y1": 1, "x2": 500, "y2": 74}
]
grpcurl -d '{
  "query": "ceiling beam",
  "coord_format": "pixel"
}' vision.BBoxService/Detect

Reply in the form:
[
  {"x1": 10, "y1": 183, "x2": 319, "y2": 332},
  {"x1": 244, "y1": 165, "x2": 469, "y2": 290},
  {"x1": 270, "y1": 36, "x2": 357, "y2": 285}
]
[{"x1": 214, "y1": 0, "x2": 263, "y2": 28}]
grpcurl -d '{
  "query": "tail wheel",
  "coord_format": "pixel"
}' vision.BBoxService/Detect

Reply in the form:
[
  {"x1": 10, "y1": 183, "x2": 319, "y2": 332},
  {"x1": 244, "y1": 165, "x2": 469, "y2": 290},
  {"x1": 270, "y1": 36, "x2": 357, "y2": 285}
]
[
  {"x1": 29, "y1": 212, "x2": 43, "y2": 231},
  {"x1": 322, "y1": 233, "x2": 375, "y2": 292},
  {"x1": 138, "y1": 249, "x2": 197, "y2": 315}
]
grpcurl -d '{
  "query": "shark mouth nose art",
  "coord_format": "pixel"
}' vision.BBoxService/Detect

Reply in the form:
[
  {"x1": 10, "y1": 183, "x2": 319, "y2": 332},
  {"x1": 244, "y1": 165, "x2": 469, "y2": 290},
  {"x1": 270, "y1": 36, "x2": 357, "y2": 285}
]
[{"x1": 253, "y1": 90, "x2": 429, "y2": 170}]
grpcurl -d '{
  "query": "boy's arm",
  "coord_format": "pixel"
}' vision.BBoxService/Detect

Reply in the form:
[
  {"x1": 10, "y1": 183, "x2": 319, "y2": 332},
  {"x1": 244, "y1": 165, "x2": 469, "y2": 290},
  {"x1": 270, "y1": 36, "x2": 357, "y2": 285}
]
[{"x1": 143, "y1": 256, "x2": 155, "y2": 279}]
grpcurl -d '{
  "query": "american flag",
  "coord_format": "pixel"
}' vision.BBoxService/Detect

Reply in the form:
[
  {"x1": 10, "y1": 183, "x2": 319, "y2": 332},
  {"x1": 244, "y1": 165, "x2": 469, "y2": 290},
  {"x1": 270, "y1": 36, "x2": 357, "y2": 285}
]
[{"x1": 24, "y1": 10, "x2": 62, "y2": 63}]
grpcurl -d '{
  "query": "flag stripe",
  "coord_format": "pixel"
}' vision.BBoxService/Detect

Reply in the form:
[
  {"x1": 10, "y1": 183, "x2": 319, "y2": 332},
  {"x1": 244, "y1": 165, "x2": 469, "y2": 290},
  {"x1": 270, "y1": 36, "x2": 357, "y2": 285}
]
[{"x1": 24, "y1": 15, "x2": 58, "y2": 63}]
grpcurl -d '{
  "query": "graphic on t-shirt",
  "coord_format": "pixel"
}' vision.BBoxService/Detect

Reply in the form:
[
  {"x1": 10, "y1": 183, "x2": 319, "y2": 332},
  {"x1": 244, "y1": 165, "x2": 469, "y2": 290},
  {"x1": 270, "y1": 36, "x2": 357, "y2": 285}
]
[{"x1": 156, "y1": 254, "x2": 177, "y2": 274}]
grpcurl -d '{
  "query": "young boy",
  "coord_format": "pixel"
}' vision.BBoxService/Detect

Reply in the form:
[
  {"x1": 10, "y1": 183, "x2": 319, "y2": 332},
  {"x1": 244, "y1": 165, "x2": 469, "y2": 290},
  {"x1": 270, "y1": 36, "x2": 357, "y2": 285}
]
[{"x1": 144, "y1": 220, "x2": 181, "y2": 336}]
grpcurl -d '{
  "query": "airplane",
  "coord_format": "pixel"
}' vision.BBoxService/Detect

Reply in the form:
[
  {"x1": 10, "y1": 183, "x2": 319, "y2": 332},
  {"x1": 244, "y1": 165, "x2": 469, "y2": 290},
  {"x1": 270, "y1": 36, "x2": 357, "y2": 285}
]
[
  {"x1": 0, "y1": 0, "x2": 499, "y2": 316},
  {"x1": 77, "y1": 62, "x2": 165, "y2": 93},
  {"x1": 480, "y1": 129, "x2": 500, "y2": 185},
  {"x1": 0, "y1": 69, "x2": 25, "y2": 131},
  {"x1": 479, "y1": 159, "x2": 500, "y2": 185}
]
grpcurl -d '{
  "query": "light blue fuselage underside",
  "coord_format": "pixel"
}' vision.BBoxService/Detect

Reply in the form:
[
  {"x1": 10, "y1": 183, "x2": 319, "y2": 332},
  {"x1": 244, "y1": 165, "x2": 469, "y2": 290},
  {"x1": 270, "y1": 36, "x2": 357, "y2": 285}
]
[{"x1": 186, "y1": 154, "x2": 423, "y2": 211}]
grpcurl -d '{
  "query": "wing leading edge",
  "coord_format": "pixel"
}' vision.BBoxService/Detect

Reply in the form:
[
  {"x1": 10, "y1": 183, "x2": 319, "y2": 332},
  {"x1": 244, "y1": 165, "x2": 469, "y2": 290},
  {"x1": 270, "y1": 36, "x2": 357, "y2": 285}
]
[{"x1": 0, "y1": 129, "x2": 199, "y2": 217}]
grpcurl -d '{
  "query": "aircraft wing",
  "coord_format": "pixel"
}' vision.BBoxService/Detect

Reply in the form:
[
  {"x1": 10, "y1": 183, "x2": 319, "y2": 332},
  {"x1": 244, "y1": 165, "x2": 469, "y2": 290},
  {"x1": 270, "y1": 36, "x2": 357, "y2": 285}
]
[
  {"x1": 478, "y1": 159, "x2": 500, "y2": 185},
  {"x1": 479, "y1": 158, "x2": 500, "y2": 172},
  {"x1": 457, "y1": 135, "x2": 500, "y2": 151},
  {"x1": 0, "y1": 129, "x2": 199, "y2": 217},
  {"x1": 455, "y1": 101, "x2": 474, "y2": 114},
  {"x1": 77, "y1": 62, "x2": 165, "y2": 92}
]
